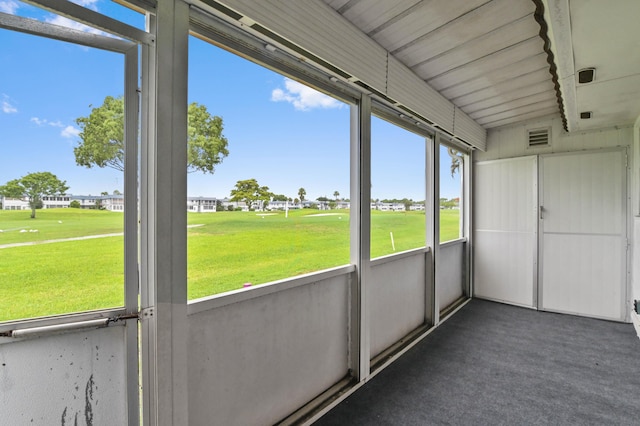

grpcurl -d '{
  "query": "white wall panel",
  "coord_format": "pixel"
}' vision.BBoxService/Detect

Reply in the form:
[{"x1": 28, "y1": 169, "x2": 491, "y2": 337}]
[
  {"x1": 476, "y1": 116, "x2": 632, "y2": 162},
  {"x1": 0, "y1": 326, "x2": 127, "y2": 425},
  {"x1": 438, "y1": 241, "x2": 465, "y2": 310},
  {"x1": 187, "y1": 275, "x2": 349, "y2": 426},
  {"x1": 370, "y1": 252, "x2": 426, "y2": 358},
  {"x1": 474, "y1": 156, "x2": 537, "y2": 307}
]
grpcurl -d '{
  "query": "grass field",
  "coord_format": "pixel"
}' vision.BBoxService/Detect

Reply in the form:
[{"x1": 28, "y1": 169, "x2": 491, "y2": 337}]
[{"x1": 0, "y1": 208, "x2": 460, "y2": 322}]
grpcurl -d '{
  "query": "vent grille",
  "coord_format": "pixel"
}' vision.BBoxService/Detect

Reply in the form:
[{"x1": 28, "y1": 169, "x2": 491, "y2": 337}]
[{"x1": 527, "y1": 128, "x2": 550, "y2": 147}]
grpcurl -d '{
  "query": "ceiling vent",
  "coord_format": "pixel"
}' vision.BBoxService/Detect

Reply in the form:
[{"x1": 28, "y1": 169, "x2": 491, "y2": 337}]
[
  {"x1": 527, "y1": 128, "x2": 550, "y2": 148},
  {"x1": 578, "y1": 68, "x2": 595, "y2": 84},
  {"x1": 580, "y1": 111, "x2": 592, "y2": 119}
]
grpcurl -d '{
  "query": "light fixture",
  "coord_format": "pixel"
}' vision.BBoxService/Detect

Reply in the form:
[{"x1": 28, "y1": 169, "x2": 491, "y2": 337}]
[
  {"x1": 265, "y1": 44, "x2": 277, "y2": 53},
  {"x1": 580, "y1": 111, "x2": 592, "y2": 119},
  {"x1": 329, "y1": 76, "x2": 339, "y2": 83},
  {"x1": 577, "y1": 68, "x2": 595, "y2": 84}
]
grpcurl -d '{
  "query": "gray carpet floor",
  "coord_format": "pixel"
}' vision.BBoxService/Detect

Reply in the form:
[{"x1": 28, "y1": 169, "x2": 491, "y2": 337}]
[{"x1": 315, "y1": 299, "x2": 640, "y2": 425}]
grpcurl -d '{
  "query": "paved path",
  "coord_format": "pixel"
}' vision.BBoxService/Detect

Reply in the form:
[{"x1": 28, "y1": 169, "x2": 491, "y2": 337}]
[
  {"x1": 0, "y1": 233, "x2": 124, "y2": 249},
  {"x1": 0, "y1": 224, "x2": 205, "y2": 249}
]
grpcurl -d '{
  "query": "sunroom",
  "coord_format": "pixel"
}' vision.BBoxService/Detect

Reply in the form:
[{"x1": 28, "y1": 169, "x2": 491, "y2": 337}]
[{"x1": 0, "y1": 0, "x2": 638, "y2": 425}]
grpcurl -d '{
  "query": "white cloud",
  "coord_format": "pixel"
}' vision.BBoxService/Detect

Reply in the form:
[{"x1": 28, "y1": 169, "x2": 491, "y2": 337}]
[
  {"x1": 0, "y1": 1, "x2": 19, "y2": 14},
  {"x1": 32, "y1": 117, "x2": 65, "y2": 127},
  {"x1": 2, "y1": 95, "x2": 17, "y2": 113},
  {"x1": 61, "y1": 125, "x2": 81, "y2": 138},
  {"x1": 72, "y1": 0, "x2": 99, "y2": 10},
  {"x1": 46, "y1": 15, "x2": 105, "y2": 36},
  {"x1": 32, "y1": 117, "x2": 77, "y2": 137},
  {"x1": 271, "y1": 78, "x2": 343, "y2": 111}
]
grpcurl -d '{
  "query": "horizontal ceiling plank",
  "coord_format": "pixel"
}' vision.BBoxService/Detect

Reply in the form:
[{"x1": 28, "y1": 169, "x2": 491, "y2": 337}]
[
  {"x1": 328, "y1": 0, "x2": 350, "y2": 8},
  {"x1": 469, "y1": 91, "x2": 556, "y2": 120},
  {"x1": 339, "y1": 0, "x2": 421, "y2": 35},
  {"x1": 370, "y1": 0, "x2": 487, "y2": 51},
  {"x1": 440, "y1": 52, "x2": 549, "y2": 99},
  {"x1": 411, "y1": 14, "x2": 539, "y2": 79},
  {"x1": 456, "y1": 70, "x2": 553, "y2": 109},
  {"x1": 477, "y1": 99, "x2": 558, "y2": 125},
  {"x1": 428, "y1": 36, "x2": 545, "y2": 90},
  {"x1": 394, "y1": 0, "x2": 535, "y2": 67},
  {"x1": 483, "y1": 107, "x2": 560, "y2": 129}
]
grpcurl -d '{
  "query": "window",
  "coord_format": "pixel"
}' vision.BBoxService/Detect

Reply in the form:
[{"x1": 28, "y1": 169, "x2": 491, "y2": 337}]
[
  {"x1": 370, "y1": 116, "x2": 426, "y2": 258},
  {"x1": 439, "y1": 144, "x2": 463, "y2": 242},
  {"x1": 0, "y1": 27, "x2": 129, "y2": 322},
  {"x1": 187, "y1": 35, "x2": 351, "y2": 299}
]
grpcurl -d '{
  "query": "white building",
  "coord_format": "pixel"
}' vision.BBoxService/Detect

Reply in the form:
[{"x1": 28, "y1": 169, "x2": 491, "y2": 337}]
[{"x1": 187, "y1": 196, "x2": 217, "y2": 213}]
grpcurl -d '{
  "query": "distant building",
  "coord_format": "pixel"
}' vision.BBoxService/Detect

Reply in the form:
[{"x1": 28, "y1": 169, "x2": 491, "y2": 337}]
[
  {"x1": 70, "y1": 194, "x2": 124, "y2": 212},
  {"x1": 188, "y1": 196, "x2": 217, "y2": 213},
  {"x1": 1, "y1": 196, "x2": 30, "y2": 210}
]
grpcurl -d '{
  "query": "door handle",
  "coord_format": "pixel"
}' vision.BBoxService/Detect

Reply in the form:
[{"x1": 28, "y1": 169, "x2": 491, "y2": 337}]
[{"x1": 539, "y1": 205, "x2": 544, "y2": 220}]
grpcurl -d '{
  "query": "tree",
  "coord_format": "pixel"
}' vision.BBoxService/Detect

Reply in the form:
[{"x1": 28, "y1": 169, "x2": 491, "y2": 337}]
[
  {"x1": 70, "y1": 200, "x2": 81, "y2": 208},
  {"x1": 0, "y1": 172, "x2": 69, "y2": 218},
  {"x1": 447, "y1": 147, "x2": 463, "y2": 177},
  {"x1": 298, "y1": 187, "x2": 306, "y2": 203},
  {"x1": 333, "y1": 191, "x2": 340, "y2": 200},
  {"x1": 230, "y1": 179, "x2": 273, "y2": 210},
  {"x1": 74, "y1": 96, "x2": 229, "y2": 174},
  {"x1": 113, "y1": 189, "x2": 122, "y2": 195},
  {"x1": 272, "y1": 194, "x2": 289, "y2": 202}
]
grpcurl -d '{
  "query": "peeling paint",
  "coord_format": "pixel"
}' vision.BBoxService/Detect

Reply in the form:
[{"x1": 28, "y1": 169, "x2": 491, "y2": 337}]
[
  {"x1": 61, "y1": 406, "x2": 67, "y2": 426},
  {"x1": 84, "y1": 374, "x2": 95, "y2": 426}
]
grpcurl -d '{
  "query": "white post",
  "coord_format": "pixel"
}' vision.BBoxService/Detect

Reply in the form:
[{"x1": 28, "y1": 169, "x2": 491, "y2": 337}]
[
  {"x1": 350, "y1": 95, "x2": 372, "y2": 381},
  {"x1": 140, "y1": 1, "x2": 189, "y2": 424}
]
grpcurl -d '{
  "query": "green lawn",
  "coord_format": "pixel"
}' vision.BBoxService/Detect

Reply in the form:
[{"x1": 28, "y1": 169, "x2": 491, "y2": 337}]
[{"x1": 0, "y1": 208, "x2": 460, "y2": 322}]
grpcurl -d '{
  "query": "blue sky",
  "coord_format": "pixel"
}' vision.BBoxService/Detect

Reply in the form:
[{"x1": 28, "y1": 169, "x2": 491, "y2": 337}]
[{"x1": 0, "y1": 0, "x2": 461, "y2": 201}]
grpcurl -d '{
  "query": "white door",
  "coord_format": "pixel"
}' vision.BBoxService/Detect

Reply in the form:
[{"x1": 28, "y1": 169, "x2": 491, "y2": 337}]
[
  {"x1": 539, "y1": 149, "x2": 627, "y2": 320},
  {"x1": 474, "y1": 157, "x2": 538, "y2": 307}
]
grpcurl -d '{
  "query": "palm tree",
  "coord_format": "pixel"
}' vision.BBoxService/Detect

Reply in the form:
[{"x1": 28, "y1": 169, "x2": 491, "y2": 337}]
[
  {"x1": 298, "y1": 187, "x2": 306, "y2": 203},
  {"x1": 333, "y1": 190, "x2": 340, "y2": 200}
]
